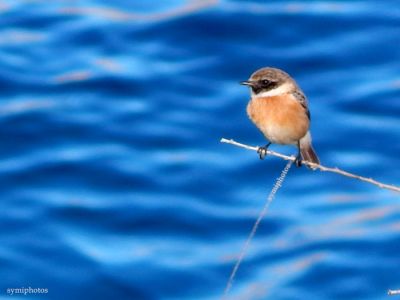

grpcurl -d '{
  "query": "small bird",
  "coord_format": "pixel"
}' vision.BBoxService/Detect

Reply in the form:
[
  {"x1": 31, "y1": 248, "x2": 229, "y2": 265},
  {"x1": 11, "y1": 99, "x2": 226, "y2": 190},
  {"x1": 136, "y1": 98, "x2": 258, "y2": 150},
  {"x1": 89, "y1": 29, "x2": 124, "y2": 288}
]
[{"x1": 241, "y1": 67, "x2": 320, "y2": 167}]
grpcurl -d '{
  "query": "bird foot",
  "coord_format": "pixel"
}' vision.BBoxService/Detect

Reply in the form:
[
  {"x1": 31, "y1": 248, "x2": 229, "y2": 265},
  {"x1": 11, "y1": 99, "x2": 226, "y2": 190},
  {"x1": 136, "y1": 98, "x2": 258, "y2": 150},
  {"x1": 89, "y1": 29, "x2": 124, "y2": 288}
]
[
  {"x1": 257, "y1": 143, "x2": 270, "y2": 160},
  {"x1": 294, "y1": 154, "x2": 303, "y2": 167}
]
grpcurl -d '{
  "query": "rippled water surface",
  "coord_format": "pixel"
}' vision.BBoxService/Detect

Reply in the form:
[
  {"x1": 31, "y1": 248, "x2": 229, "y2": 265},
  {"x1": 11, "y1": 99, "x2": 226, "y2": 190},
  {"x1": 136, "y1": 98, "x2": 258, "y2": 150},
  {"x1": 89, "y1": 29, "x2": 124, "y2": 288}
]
[{"x1": 0, "y1": 1, "x2": 399, "y2": 299}]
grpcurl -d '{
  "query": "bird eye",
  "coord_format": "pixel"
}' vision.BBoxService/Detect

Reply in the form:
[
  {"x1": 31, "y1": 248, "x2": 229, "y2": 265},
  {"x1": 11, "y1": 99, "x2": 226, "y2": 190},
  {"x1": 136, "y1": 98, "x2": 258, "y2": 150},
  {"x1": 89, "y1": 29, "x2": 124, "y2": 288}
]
[{"x1": 261, "y1": 79, "x2": 270, "y2": 86}]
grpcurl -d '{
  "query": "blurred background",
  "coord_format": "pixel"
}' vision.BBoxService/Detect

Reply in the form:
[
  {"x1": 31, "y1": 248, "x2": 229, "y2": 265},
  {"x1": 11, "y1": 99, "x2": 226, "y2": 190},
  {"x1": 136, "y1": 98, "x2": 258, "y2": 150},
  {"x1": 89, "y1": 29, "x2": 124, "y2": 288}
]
[{"x1": 0, "y1": 0, "x2": 399, "y2": 299}]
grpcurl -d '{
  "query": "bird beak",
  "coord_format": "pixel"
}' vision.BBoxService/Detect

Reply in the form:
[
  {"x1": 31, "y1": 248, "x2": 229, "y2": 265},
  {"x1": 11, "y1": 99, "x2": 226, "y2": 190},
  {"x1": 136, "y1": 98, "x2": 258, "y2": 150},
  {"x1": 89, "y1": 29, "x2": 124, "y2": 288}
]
[{"x1": 240, "y1": 80, "x2": 254, "y2": 86}]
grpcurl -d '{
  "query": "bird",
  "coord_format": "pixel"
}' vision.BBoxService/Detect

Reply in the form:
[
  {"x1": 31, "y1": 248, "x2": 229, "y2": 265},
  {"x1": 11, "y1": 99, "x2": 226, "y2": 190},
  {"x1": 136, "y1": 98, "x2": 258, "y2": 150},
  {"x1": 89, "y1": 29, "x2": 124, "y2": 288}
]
[{"x1": 241, "y1": 67, "x2": 320, "y2": 167}]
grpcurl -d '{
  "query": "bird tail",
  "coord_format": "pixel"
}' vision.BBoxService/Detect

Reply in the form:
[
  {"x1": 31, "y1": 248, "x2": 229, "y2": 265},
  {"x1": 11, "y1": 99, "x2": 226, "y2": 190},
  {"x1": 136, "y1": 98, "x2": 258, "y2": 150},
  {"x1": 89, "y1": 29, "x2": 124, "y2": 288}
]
[{"x1": 300, "y1": 131, "x2": 320, "y2": 168}]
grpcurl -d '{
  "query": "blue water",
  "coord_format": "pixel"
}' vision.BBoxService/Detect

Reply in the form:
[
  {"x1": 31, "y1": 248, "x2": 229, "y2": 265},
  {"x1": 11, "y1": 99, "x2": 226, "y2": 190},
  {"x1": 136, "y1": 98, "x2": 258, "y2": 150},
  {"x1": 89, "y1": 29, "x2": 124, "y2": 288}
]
[{"x1": 0, "y1": 1, "x2": 399, "y2": 299}]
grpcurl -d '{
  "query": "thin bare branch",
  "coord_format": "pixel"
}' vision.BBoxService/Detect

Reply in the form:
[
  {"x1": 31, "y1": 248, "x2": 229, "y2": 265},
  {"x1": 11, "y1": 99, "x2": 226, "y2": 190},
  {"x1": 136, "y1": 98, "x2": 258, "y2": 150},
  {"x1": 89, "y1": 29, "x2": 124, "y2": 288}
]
[
  {"x1": 222, "y1": 160, "x2": 293, "y2": 299},
  {"x1": 220, "y1": 138, "x2": 400, "y2": 193}
]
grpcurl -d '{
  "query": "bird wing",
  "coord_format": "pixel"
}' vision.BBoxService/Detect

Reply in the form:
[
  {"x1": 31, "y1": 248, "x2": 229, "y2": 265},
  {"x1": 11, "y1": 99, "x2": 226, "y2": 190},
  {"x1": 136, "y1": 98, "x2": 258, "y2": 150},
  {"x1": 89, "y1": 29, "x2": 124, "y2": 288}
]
[{"x1": 292, "y1": 90, "x2": 310, "y2": 120}]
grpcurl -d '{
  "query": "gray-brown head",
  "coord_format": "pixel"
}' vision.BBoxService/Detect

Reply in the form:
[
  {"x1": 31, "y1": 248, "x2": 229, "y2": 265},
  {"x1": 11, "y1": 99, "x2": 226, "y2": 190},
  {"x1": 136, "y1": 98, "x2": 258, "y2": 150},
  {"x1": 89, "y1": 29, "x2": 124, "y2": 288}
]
[{"x1": 241, "y1": 67, "x2": 299, "y2": 98}]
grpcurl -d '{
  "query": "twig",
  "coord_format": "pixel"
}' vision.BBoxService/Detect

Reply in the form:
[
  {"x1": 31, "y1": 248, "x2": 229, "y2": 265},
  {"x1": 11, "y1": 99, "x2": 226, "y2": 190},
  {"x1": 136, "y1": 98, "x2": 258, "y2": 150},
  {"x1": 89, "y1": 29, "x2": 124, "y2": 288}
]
[
  {"x1": 389, "y1": 289, "x2": 400, "y2": 296},
  {"x1": 220, "y1": 138, "x2": 400, "y2": 193},
  {"x1": 222, "y1": 160, "x2": 293, "y2": 299}
]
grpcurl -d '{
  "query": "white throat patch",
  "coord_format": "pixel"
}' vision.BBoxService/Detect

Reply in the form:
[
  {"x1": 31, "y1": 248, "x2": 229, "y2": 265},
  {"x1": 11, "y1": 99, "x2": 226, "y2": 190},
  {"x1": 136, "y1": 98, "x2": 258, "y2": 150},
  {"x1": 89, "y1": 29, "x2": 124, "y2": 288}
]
[{"x1": 252, "y1": 82, "x2": 293, "y2": 98}]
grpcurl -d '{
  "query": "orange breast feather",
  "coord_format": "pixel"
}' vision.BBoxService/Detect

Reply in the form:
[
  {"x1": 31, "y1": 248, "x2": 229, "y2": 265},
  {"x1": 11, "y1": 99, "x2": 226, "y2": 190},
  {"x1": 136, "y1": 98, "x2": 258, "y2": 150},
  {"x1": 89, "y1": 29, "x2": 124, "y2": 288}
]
[{"x1": 247, "y1": 95, "x2": 309, "y2": 144}]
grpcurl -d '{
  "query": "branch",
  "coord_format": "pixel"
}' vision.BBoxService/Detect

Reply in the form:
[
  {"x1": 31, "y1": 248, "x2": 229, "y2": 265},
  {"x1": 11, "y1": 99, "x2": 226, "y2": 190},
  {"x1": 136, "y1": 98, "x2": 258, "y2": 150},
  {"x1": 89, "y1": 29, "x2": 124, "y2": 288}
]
[{"x1": 220, "y1": 138, "x2": 400, "y2": 193}]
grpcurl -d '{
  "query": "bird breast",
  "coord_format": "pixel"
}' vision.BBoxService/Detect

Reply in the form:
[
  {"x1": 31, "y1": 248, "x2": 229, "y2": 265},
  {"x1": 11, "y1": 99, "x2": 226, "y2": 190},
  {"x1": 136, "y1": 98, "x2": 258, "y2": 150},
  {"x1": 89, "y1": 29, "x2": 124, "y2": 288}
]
[{"x1": 246, "y1": 94, "x2": 309, "y2": 145}]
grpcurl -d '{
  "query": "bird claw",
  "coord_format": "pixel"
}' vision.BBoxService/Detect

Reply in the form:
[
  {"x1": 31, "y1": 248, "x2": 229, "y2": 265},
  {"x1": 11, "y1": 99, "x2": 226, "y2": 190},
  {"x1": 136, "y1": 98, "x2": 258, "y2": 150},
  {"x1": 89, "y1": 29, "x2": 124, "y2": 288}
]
[
  {"x1": 257, "y1": 144, "x2": 270, "y2": 160},
  {"x1": 257, "y1": 147, "x2": 267, "y2": 160},
  {"x1": 295, "y1": 155, "x2": 303, "y2": 167}
]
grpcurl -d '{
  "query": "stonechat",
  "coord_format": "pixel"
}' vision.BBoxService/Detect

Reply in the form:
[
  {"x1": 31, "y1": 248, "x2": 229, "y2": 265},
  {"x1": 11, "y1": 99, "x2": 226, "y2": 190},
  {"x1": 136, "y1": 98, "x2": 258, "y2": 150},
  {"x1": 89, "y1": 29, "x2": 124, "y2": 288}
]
[{"x1": 241, "y1": 67, "x2": 320, "y2": 167}]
